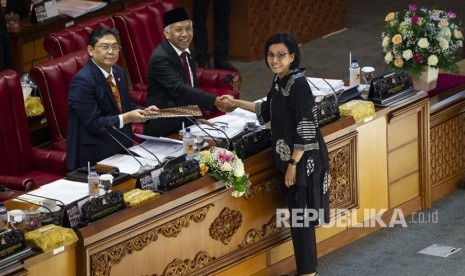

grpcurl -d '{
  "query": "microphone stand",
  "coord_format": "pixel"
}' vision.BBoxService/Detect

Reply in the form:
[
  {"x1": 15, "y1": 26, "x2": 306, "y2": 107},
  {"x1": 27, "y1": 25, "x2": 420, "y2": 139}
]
[
  {"x1": 107, "y1": 124, "x2": 162, "y2": 165},
  {"x1": 1, "y1": 184, "x2": 66, "y2": 226},
  {"x1": 102, "y1": 128, "x2": 154, "y2": 176},
  {"x1": 186, "y1": 116, "x2": 232, "y2": 149},
  {"x1": 185, "y1": 116, "x2": 219, "y2": 146}
]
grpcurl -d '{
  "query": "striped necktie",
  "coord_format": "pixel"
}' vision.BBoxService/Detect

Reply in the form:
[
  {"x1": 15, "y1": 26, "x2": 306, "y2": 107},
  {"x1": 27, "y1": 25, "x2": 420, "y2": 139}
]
[{"x1": 107, "y1": 74, "x2": 122, "y2": 113}]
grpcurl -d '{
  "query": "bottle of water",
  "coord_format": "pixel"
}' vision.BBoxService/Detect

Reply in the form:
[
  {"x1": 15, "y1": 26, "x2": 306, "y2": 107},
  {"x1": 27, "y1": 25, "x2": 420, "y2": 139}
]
[
  {"x1": 183, "y1": 127, "x2": 195, "y2": 160},
  {"x1": 349, "y1": 59, "x2": 361, "y2": 86},
  {"x1": 88, "y1": 168, "x2": 100, "y2": 198},
  {"x1": 20, "y1": 71, "x2": 30, "y2": 89},
  {"x1": 0, "y1": 202, "x2": 8, "y2": 230}
]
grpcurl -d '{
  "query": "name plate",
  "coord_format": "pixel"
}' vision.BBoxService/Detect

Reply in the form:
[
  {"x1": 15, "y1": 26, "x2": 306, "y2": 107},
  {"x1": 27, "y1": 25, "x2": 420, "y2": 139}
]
[{"x1": 31, "y1": 0, "x2": 59, "y2": 23}]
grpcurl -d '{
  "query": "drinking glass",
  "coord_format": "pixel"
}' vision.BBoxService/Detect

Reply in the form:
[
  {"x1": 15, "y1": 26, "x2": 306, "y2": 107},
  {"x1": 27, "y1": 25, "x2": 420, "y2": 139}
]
[
  {"x1": 9, "y1": 210, "x2": 25, "y2": 230},
  {"x1": 99, "y1": 174, "x2": 114, "y2": 194},
  {"x1": 243, "y1": 115, "x2": 256, "y2": 131},
  {"x1": 361, "y1": 66, "x2": 375, "y2": 92},
  {"x1": 193, "y1": 136, "x2": 204, "y2": 160}
]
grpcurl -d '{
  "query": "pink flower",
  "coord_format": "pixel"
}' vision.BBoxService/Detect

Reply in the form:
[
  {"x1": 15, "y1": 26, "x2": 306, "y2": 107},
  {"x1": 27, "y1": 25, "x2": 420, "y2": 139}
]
[
  {"x1": 413, "y1": 52, "x2": 424, "y2": 64},
  {"x1": 216, "y1": 148, "x2": 233, "y2": 164},
  {"x1": 411, "y1": 15, "x2": 419, "y2": 24},
  {"x1": 448, "y1": 11, "x2": 456, "y2": 19},
  {"x1": 408, "y1": 4, "x2": 417, "y2": 11}
]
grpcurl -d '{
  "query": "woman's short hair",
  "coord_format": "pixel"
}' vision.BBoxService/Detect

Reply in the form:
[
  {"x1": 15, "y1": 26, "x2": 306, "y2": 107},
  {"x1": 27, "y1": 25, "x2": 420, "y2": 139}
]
[{"x1": 264, "y1": 32, "x2": 301, "y2": 69}]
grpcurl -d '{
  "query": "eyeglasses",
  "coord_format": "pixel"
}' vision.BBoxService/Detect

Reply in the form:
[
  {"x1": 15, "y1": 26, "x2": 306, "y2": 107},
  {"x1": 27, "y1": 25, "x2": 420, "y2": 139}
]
[
  {"x1": 94, "y1": 44, "x2": 122, "y2": 51},
  {"x1": 267, "y1": 52, "x2": 290, "y2": 61}
]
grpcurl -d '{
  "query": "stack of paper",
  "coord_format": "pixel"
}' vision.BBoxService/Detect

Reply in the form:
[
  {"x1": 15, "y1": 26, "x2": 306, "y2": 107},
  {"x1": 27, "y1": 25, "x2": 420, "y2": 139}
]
[
  {"x1": 189, "y1": 110, "x2": 257, "y2": 139},
  {"x1": 306, "y1": 77, "x2": 344, "y2": 94},
  {"x1": 130, "y1": 135, "x2": 184, "y2": 162},
  {"x1": 98, "y1": 154, "x2": 159, "y2": 175},
  {"x1": 18, "y1": 179, "x2": 88, "y2": 205},
  {"x1": 56, "y1": 0, "x2": 107, "y2": 18}
]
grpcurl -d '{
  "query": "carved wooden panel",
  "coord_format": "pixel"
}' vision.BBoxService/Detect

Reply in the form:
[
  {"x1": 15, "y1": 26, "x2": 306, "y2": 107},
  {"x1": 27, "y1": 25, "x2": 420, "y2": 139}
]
[
  {"x1": 245, "y1": 0, "x2": 346, "y2": 59},
  {"x1": 90, "y1": 204, "x2": 213, "y2": 276},
  {"x1": 240, "y1": 214, "x2": 282, "y2": 248},
  {"x1": 327, "y1": 132, "x2": 358, "y2": 214},
  {"x1": 243, "y1": 177, "x2": 281, "y2": 200},
  {"x1": 209, "y1": 207, "x2": 243, "y2": 245},
  {"x1": 430, "y1": 112, "x2": 465, "y2": 186},
  {"x1": 147, "y1": 251, "x2": 215, "y2": 276}
]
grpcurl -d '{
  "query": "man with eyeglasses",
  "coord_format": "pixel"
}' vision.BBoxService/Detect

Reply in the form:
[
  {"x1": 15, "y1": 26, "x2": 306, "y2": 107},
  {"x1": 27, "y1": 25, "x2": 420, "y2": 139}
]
[
  {"x1": 144, "y1": 7, "x2": 236, "y2": 138},
  {"x1": 66, "y1": 27, "x2": 159, "y2": 170}
]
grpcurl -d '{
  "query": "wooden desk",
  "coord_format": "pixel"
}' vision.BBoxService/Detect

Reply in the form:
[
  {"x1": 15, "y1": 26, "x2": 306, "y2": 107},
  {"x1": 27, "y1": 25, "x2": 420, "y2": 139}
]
[
  {"x1": 73, "y1": 92, "x2": 430, "y2": 276},
  {"x1": 8, "y1": 0, "x2": 146, "y2": 73},
  {"x1": 2, "y1": 91, "x2": 432, "y2": 275}
]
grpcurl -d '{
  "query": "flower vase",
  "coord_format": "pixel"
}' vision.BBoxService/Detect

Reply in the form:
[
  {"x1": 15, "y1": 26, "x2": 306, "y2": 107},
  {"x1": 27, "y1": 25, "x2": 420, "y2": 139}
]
[{"x1": 412, "y1": 67, "x2": 439, "y2": 92}]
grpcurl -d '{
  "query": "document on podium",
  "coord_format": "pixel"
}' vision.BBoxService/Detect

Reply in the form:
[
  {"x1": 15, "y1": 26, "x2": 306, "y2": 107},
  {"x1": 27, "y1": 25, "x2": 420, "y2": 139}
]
[
  {"x1": 128, "y1": 139, "x2": 184, "y2": 162},
  {"x1": 18, "y1": 179, "x2": 88, "y2": 205},
  {"x1": 189, "y1": 115, "x2": 244, "y2": 139},
  {"x1": 97, "y1": 154, "x2": 160, "y2": 175}
]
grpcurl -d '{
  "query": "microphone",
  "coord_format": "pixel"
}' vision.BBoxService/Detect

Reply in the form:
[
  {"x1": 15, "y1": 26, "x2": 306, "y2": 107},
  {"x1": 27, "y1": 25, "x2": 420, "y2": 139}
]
[
  {"x1": 185, "y1": 117, "x2": 219, "y2": 147},
  {"x1": 100, "y1": 127, "x2": 154, "y2": 175},
  {"x1": 106, "y1": 123, "x2": 161, "y2": 165},
  {"x1": 223, "y1": 74, "x2": 265, "y2": 102},
  {"x1": 185, "y1": 116, "x2": 233, "y2": 149},
  {"x1": 0, "y1": 185, "x2": 63, "y2": 226}
]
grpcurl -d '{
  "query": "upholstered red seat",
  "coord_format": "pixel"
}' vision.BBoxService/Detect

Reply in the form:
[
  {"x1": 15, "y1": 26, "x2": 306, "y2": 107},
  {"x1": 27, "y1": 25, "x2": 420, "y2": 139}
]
[
  {"x1": 113, "y1": 0, "x2": 240, "y2": 117},
  {"x1": 0, "y1": 70, "x2": 67, "y2": 200},
  {"x1": 44, "y1": 15, "x2": 116, "y2": 59},
  {"x1": 29, "y1": 50, "x2": 143, "y2": 151}
]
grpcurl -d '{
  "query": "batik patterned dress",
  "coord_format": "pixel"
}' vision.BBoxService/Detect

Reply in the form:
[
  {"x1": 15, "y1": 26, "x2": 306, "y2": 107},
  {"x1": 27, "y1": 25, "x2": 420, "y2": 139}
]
[{"x1": 255, "y1": 68, "x2": 330, "y2": 224}]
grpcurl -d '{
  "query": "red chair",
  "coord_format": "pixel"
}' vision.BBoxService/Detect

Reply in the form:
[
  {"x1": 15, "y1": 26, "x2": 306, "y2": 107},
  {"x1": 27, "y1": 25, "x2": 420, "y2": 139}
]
[
  {"x1": 0, "y1": 70, "x2": 67, "y2": 199},
  {"x1": 44, "y1": 15, "x2": 116, "y2": 59},
  {"x1": 29, "y1": 50, "x2": 143, "y2": 151},
  {"x1": 113, "y1": 0, "x2": 240, "y2": 117}
]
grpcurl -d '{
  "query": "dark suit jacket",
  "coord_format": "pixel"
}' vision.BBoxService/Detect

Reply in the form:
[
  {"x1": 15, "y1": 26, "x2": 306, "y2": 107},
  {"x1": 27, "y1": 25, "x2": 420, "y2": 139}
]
[
  {"x1": 66, "y1": 59, "x2": 137, "y2": 170},
  {"x1": 144, "y1": 39, "x2": 217, "y2": 137}
]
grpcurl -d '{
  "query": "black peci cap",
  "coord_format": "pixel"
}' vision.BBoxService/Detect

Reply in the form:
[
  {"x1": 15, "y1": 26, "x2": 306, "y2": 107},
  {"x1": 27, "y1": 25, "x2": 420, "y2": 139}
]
[{"x1": 163, "y1": 7, "x2": 190, "y2": 27}]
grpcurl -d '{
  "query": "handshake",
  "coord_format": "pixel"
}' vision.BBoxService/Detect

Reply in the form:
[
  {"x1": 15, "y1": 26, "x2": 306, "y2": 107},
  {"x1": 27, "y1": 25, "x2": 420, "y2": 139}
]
[{"x1": 215, "y1": 95, "x2": 238, "y2": 113}]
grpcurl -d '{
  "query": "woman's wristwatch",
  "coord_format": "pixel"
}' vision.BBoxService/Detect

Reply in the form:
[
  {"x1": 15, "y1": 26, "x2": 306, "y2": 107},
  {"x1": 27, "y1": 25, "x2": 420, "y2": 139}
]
[{"x1": 289, "y1": 158, "x2": 298, "y2": 166}]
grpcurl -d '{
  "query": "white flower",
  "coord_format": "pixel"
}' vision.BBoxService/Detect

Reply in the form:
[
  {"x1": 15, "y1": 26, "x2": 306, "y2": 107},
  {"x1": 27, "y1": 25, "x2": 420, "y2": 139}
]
[
  {"x1": 221, "y1": 162, "x2": 233, "y2": 172},
  {"x1": 427, "y1": 55, "x2": 439, "y2": 66},
  {"x1": 231, "y1": 190, "x2": 246, "y2": 198},
  {"x1": 384, "y1": 52, "x2": 393, "y2": 63},
  {"x1": 382, "y1": 36, "x2": 390, "y2": 48},
  {"x1": 417, "y1": 38, "x2": 429, "y2": 48},
  {"x1": 233, "y1": 164, "x2": 245, "y2": 177},
  {"x1": 402, "y1": 49, "x2": 413, "y2": 60},
  {"x1": 437, "y1": 37, "x2": 449, "y2": 50}
]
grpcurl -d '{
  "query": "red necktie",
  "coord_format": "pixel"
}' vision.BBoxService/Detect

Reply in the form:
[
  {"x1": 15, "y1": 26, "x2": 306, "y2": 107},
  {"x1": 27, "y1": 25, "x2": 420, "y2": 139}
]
[
  {"x1": 180, "y1": 51, "x2": 193, "y2": 87},
  {"x1": 107, "y1": 74, "x2": 123, "y2": 113}
]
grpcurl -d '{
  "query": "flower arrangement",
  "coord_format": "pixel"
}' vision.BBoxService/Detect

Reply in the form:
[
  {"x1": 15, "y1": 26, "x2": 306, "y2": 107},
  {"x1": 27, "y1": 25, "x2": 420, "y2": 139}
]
[
  {"x1": 199, "y1": 147, "x2": 250, "y2": 197},
  {"x1": 382, "y1": 3, "x2": 463, "y2": 77}
]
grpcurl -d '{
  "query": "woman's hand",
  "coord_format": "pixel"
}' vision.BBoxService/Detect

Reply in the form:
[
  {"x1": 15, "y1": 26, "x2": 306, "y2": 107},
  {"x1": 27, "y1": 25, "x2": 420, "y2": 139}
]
[{"x1": 285, "y1": 165, "x2": 297, "y2": 187}]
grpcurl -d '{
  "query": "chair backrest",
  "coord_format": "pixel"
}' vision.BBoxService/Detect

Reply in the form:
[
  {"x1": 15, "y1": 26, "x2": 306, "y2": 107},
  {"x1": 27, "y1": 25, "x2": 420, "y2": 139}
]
[
  {"x1": 0, "y1": 70, "x2": 33, "y2": 175},
  {"x1": 44, "y1": 16, "x2": 116, "y2": 58},
  {"x1": 113, "y1": 0, "x2": 176, "y2": 86},
  {"x1": 29, "y1": 50, "x2": 89, "y2": 144}
]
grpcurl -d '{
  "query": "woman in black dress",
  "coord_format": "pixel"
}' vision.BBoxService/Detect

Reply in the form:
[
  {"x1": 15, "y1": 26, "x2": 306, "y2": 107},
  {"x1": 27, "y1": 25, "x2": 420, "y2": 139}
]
[{"x1": 231, "y1": 32, "x2": 330, "y2": 276}]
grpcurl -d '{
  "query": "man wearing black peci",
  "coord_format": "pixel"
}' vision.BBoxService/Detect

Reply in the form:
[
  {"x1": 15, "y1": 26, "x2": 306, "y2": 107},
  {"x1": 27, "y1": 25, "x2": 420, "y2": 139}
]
[{"x1": 144, "y1": 7, "x2": 236, "y2": 138}]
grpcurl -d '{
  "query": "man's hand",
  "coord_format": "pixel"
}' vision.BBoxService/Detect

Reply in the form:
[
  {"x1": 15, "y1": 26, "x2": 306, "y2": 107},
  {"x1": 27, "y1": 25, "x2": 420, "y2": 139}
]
[
  {"x1": 144, "y1": 105, "x2": 159, "y2": 114},
  {"x1": 122, "y1": 109, "x2": 151, "y2": 124},
  {"x1": 215, "y1": 95, "x2": 237, "y2": 112}
]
